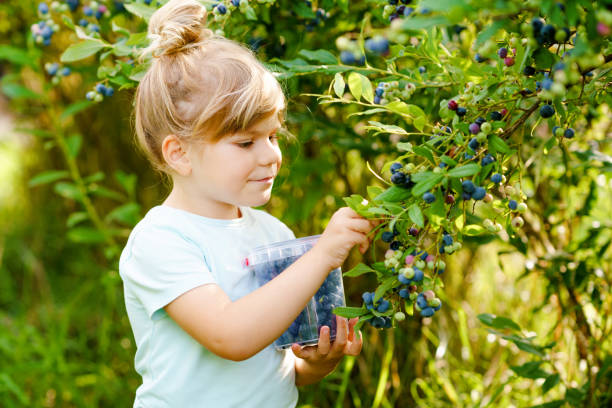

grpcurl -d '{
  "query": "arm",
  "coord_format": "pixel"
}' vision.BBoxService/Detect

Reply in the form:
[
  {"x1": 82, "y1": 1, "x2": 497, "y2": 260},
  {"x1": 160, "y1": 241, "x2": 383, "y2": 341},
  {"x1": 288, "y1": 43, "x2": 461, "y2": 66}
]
[{"x1": 164, "y1": 208, "x2": 377, "y2": 362}]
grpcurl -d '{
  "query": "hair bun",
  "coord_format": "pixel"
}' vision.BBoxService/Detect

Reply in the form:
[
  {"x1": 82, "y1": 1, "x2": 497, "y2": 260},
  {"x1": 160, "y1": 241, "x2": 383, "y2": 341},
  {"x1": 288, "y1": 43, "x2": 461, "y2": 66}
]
[{"x1": 145, "y1": 0, "x2": 213, "y2": 58}]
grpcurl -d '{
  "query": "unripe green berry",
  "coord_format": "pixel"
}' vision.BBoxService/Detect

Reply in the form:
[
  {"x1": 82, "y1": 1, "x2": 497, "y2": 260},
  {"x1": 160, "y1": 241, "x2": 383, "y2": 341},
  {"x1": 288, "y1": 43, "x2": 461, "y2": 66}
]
[
  {"x1": 409, "y1": 292, "x2": 418, "y2": 301},
  {"x1": 427, "y1": 260, "x2": 435, "y2": 269},
  {"x1": 403, "y1": 267, "x2": 415, "y2": 279},
  {"x1": 436, "y1": 260, "x2": 446, "y2": 269},
  {"x1": 476, "y1": 132, "x2": 487, "y2": 143},
  {"x1": 517, "y1": 202, "x2": 527, "y2": 213},
  {"x1": 444, "y1": 245, "x2": 454, "y2": 254},
  {"x1": 511, "y1": 216, "x2": 524, "y2": 228},
  {"x1": 429, "y1": 298, "x2": 441, "y2": 308},
  {"x1": 394, "y1": 312, "x2": 406, "y2": 322},
  {"x1": 415, "y1": 259, "x2": 426, "y2": 269},
  {"x1": 483, "y1": 218, "x2": 494, "y2": 229},
  {"x1": 480, "y1": 122, "x2": 492, "y2": 134}
]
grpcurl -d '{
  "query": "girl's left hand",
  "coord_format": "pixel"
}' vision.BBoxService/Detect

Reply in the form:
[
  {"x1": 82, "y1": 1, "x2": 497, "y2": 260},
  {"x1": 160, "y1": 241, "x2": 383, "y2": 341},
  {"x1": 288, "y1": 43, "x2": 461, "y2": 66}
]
[{"x1": 291, "y1": 315, "x2": 362, "y2": 368}]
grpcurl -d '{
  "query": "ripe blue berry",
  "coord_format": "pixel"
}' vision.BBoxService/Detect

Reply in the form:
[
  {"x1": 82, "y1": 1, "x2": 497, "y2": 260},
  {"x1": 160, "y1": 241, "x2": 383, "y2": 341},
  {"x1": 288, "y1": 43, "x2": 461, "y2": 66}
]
[
  {"x1": 420, "y1": 307, "x2": 435, "y2": 317},
  {"x1": 462, "y1": 180, "x2": 475, "y2": 193},
  {"x1": 491, "y1": 173, "x2": 502, "y2": 183},
  {"x1": 413, "y1": 268, "x2": 424, "y2": 282},
  {"x1": 340, "y1": 50, "x2": 356, "y2": 65},
  {"x1": 398, "y1": 273, "x2": 411, "y2": 285},
  {"x1": 79, "y1": 18, "x2": 88, "y2": 27},
  {"x1": 391, "y1": 172, "x2": 406, "y2": 185},
  {"x1": 498, "y1": 47, "x2": 508, "y2": 58},
  {"x1": 524, "y1": 66, "x2": 536, "y2": 76},
  {"x1": 542, "y1": 78, "x2": 553, "y2": 90},
  {"x1": 468, "y1": 138, "x2": 479, "y2": 150},
  {"x1": 390, "y1": 162, "x2": 403, "y2": 173},
  {"x1": 83, "y1": 5, "x2": 93, "y2": 16},
  {"x1": 38, "y1": 3, "x2": 49, "y2": 14},
  {"x1": 390, "y1": 241, "x2": 401, "y2": 250},
  {"x1": 475, "y1": 53, "x2": 486, "y2": 63},
  {"x1": 563, "y1": 128, "x2": 575, "y2": 138},
  {"x1": 399, "y1": 288, "x2": 409, "y2": 298},
  {"x1": 540, "y1": 104, "x2": 555, "y2": 118},
  {"x1": 416, "y1": 293, "x2": 428, "y2": 309},
  {"x1": 456, "y1": 107, "x2": 467, "y2": 116},
  {"x1": 375, "y1": 87, "x2": 384, "y2": 97},
  {"x1": 472, "y1": 186, "x2": 486, "y2": 200},
  {"x1": 423, "y1": 192, "x2": 435, "y2": 203},
  {"x1": 469, "y1": 123, "x2": 480, "y2": 134},
  {"x1": 377, "y1": 299, "x2": 390, "y2": 313},
  {"x1": 362, "y1": 292, "x2": 373, "y2": 304},
  {"x1": 490, "y1": 111, "x2": 502, "y2": 121},
  {"x1": 442, "y1": 234, "x2": 453, "y2": 246},
  {"x1": 481, "y1": 154, "x2": 495, "y2": 166},
  {"x1": 508, "y1": 199, "x2": 518, "y2": 210},
  {"x1": 418, "y1": 66, "x2": 426, "y2": 74},
  {"x1": 475, "y1": 117, "x2": 486, "y2": 126},
  {"x1": 381, "y1": 231, "x2": 394, "y2": 243}
]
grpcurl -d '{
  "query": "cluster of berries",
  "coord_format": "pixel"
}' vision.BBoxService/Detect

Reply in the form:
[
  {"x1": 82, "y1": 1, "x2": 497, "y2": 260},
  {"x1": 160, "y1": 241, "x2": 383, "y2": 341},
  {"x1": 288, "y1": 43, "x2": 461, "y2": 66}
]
[
  {"x1": 415, "y1": 290, "x2": 442, "y2": 317},
  {"x1": 389, "y1": 160, "x2": 416, "y2": 189},
  {"x1": 361, "y1": 292, "x2": 392, "y2": 328},
  {"x1": 86, "y1": 83, "x2": 114, "y2": 102},
  {"x1": 382, "y1": 0, "x2": 423, "y2": 23},
  {"x1": 44, "y1": 62, "x2": 71, "y2": 85},
  {"x1": 365, "y1": 36, "x2": 390, "y2": 56},
  {"x1": 336, "y1": 37, "x2": 365, "y2": 66},
  {"x1": 374, "y1": 81, "x2": 415, "y2": 105},
  {"x1": 31, "y1": 18, "x2": 58, "y2": 47},
  {"x1": 552, "y1": 126, "x2": 575, "y2": 139},
  {"x1": 527, "y1": 17, "x2": 571, "y2": 47}
]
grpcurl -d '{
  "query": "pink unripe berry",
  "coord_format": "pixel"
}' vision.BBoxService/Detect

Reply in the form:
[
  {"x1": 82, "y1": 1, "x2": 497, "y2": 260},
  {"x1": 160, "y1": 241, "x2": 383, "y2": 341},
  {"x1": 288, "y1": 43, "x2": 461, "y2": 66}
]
[
  {"x1": 501, "y1": 108, "x2": 508, "y2": 116},
  {"x1": 448, "y1": 99, "x2": 458, "y2": 110},
  {"x1": 405, "y1": 255, "x2": 415, "y2": 265},
  {"x1": 423, "y1": 290, "x2": 435, "y2": 301},
  {"x1": 504, "y1": 57, "x2": 515, "y2": 67},
  {"x1": 98, "y1": 5, "x2": 107, "y2": 13},
  {"x1": 426, "y1": 254, "x2": 435, "y2": 262},
  {"x1": 385, "y1": 249, "x2": 395, "y2": 259},
  {"x1": 597, "y1": 22, "x2": 611, "y2": 36}
]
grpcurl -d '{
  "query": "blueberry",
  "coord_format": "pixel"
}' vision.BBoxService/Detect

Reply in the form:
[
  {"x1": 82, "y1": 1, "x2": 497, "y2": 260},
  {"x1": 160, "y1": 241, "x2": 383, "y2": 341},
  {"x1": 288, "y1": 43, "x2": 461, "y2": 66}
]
[
  {"x1": 540, "y1": 25, "x2": 556, "y2": 43},
  {"x1": 523, "y1": 66, "x2": 536, "y2": 76},
  {"x1": 340, "y1": 50, "x2": 356, "y2": 65},
  {"x1": 381, "y1": 231, "x2": 394, "y2": 243},
  {"x1": 462, "y1": 180, "x2": 476, "y2": 193},
  {"x1": 531, "y1": 17, "x2": 543, "y2": 32},
  {"x1": 443, "y1": 234, "x2": 453, "y2": 246},
  {"x1": 420, "y1": 307, "x2": 435, "y2": 317},
  {"x1": 462, "y1": 191, "x2": 472, "y2": 200},
  {"x1": 95, "y1": 10, "x2": 103, "y2": 19},
  {"x1": 456, "y1": 107, "x2": 467, "y2": 117},
  {"x1": 481, "y1": 154, "x2": 495, "y2": 166},
  {"x1": 475, "y1": 53, "x2": 486, "y2": 63},
  {"x1": 423, "y1": 192, "x2": 435, "y2": 203},
  {"x1": 95, "y1": 83, "x2": 106, "y2": 94},
  {"x1": 540, "y1": 104, "x2": 555, "y2": 118},
  {"x1": 563, "y1": 128, "x2": 575, "y2": 138},
  {"x1": 66, "y1": 0, "x2": 80, "y2": 12},
  {"x1": 377, "y1": 299, "x2": 390, "y2": 313},
  {"x1": 83, "y1": 5, "x2": 93, "y2": 16},
  {"x1": 217, "y1": 4, "x2": 227, "y2": 14},
  {"x1": 46, "y1": 62, "x2": 59, "y2": 75},
  {"x1": 508, "y1": 199, "x2": 518, "y2": 210},
  {"x1": 403, "y1": 6, "x2": 414, "y2": 16},
  {"x1": 79, "y1": 19, "x2": 88, "y2": 27},
  {"x1": 413, "y1": 268, "x2": 424, "y2": 282},
  {"x1": 418, "y1": 66, "x2": 426, "y2": 74},
  {"x1": 416, "y1": 293, "x2": 428, "y2": 309},
  {"x1": 390, "y1": 240, "x2": 401, "y2": 250},
  {"x1": 468, "y1": 138, "x2": 479, "y2": 150},
  {"x1": 409, "y1": 227, "x2": 418, "y2": 236},
  {"x1": 38, "y1": 2, "x2": 49, "y2": 14},
  {"x1": 497, "y1": 47, "x2": 508, "y2": 58},
  {"x1": 399, "y1": 288, "x2": 409, "y2": 298},
  {"x1": 391, "y1": 172, "x2": 406, "y2": 185},
  {"x1": 61, "y1": 67, "x2": 71, "y2": 76},
  {"x1": 542, "y1": 78, "x2": 553, "y2": 90},
  {"x1": 491, "y1": 173, "x2": 502, "y2": 183},
  {"x1": 469, "y1": 123, "x2": 480, "y2": 134},
  {"x1": 362, "y1": 292, "x2": 373, "y2": 304},
  {"x1": 475, "y1": 117, "x2": 486, "y2": 126},
  {"x1": 375, "y1": 87, "x2": 384, "y2": 97},
  {"x1": 472, "y1": 186, "x2": 486, "y2": 200},
  {"x1": 231, "y1": 0, "x2": 240, "y2": 6},
  {"x1": 490, "y1": 111, "x2": 502, "y2": 121},
  {"x1": 398, "y1": 273, "x2": 411, "y2": 285},
  {"x1": 390, "y1": 162, "x2": 403, "y2": 174},
  {"x1": 419, "y1": 251, "x2": 428, "y2": 260}
]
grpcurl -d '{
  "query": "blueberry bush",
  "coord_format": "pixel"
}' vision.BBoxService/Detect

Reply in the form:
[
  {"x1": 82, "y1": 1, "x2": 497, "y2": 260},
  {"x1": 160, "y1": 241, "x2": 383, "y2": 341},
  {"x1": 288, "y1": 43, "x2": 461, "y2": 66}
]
[{"x1": 1, "y1": 0, "x2": 611, "y2": 406}]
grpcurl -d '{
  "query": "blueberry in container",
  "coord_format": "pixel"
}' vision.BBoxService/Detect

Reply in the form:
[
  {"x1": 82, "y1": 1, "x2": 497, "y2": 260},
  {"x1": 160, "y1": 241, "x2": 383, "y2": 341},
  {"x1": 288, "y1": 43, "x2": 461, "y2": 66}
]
[{"x1": 245, "y1": 235, "x2": 346, "y2": 350}]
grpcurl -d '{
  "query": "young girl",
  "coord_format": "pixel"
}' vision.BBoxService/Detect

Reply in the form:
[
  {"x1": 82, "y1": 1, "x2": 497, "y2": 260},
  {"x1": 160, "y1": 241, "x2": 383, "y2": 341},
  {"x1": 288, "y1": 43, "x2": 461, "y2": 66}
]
[{"x1": 119, "y1": 0, "x2": 379, "y2": 406}]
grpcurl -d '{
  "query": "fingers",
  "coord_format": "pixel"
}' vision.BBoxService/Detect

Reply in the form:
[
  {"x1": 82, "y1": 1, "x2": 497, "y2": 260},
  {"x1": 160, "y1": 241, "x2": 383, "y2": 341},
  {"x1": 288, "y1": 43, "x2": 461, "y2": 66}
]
[
  {"x1": 291, "y1": 343, "x2": 316, "y2": 360},
  {"x1": 346, "y1": 317, "x2": 363, "y2": 356},
  {"x1": 317, "y1": 326, "x2": 331, "y2": 356},
  {"x1": 330, "y1": 315, "x2": 348, "y2": 355}
]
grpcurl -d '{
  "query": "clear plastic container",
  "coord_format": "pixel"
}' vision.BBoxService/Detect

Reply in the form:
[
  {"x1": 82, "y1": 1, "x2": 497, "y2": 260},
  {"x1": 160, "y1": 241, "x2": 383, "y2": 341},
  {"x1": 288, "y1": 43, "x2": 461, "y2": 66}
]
[{"x1": 245, "y1": 235, "x2": 346, "y2": 350}]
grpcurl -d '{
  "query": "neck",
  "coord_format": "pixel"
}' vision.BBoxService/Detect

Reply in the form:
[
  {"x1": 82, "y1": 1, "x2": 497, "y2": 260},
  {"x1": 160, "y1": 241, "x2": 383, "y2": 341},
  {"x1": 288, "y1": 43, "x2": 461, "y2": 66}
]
[{"x1": 162, "y1": 184, "x2": 242, "y2": 220}]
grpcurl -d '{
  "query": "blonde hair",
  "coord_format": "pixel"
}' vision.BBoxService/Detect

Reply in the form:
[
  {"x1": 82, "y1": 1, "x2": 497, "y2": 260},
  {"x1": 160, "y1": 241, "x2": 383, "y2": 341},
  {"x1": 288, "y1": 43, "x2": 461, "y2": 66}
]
[{"x1": 133, "y1": 0, "x2": 292, "y2": 178}]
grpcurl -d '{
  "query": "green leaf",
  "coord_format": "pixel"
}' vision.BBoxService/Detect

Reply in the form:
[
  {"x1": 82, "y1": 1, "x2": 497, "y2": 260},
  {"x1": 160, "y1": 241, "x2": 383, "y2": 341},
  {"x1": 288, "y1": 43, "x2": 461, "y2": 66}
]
[
  {"x1": 123, "y1": 3, "x2": 156, "y2": 21},
  {"x1": 477, "y1": 313, "x2": 521, "y2": 331},
  {"x1": 61, "y1": 100, "x2": 93, "y2": 122},
  {"x1": 332, "y1": 306, "x2": 366, "y2": 319},
  {"x1": 333, "y1": 73, "x2": 345, "y2": 98},
  {"x1": 1, "y1": 83, "x2": 41, "y2": 100},
  {"x1": 60, "y1": 39, "x2": 108, "y2": 63},
  {"x1": 375, "y1": 186, "x2": 412, "y2": 203},
  {"x1": 347, "y1": 72, "x2": 363, "y2": 101},
  {"x1": 528, "y1": 400, "x2": 565, "y2": 408},
  {"x1": 125, "y1": 32, "x2": 148, "y2": 47},
  {"x1": 542, "y1": 373, "x2": 560, "y2": 394},
  {"x1": 464, "y1": 224, "x2": 485, "y2": 236},
  {"x1": 373, "y1": 276, "x2": 397, "y2": 303},
  {"x1": 67, "y1": 227, "x2": 107, "y2": 244},
  {"x1": 414, "y1": 145, "x2": 435, "y2": 164},
  {"x1": 115, "y1": 170, "x2": 137, "y2": 197},
  {"x1": 66, "y1": 134, "x2": 82, "y2": 158},
  {"x1": 0, "y1": 45, "x2": 37, "y2": 68},
  {"x1": 447, "y1": 163, "x2": 480, "y2": 178},
  {"x1": 399, "y1": 15, "x2": 450, "y2": 30},
  {"x1": 28, "y1": 170, "x2": 70, "y2": 187},
  {"x1": 510, "y1": 361, "x2": 550, "y2": 379},
  {"x1": 343, "y1": 263, "x2": 376, "y2": 277},
  {"x1": 54, "y1": 182, "x2": 83, "y2": 201},
  {"x1": 365, "y1": 121, "x2": 409, "y2": 135},
  {"x1": 298, "y1": 49, "x2": 338, "y2": 65},
  {"x1": 367, "y1": 186, "x2": 384, "y2": 201},
  {"x1": 488, "y1": 134, "x2": 512, "y2": 154},
  {"x1": 105, "y1": 202, "x2": 141, "y2": 226},
  {"x1": 440, "y1": 155, "x2": 458, "y2": 166},
  {"x1": 244, "y1": 5, "x2": 257, "y2": 20},
  {"x1": 67, "y1": 212, "x2": 89, "y2": 228},
  {"x1": 411, "y1": 173, "x2": 444, "y2": 197},
  {"x1": 408, "y1": 204, "x2": 424, "y2": 228},
  {"x1": 397, "y1": 142, "x2": 413, "y2": 152}
]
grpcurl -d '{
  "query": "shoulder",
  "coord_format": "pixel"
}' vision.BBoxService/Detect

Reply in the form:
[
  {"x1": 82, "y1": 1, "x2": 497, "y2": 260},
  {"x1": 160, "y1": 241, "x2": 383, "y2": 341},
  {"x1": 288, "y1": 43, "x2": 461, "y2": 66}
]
[{"x1": 247, "y1": 207, "x2": 295, "y2": 240}]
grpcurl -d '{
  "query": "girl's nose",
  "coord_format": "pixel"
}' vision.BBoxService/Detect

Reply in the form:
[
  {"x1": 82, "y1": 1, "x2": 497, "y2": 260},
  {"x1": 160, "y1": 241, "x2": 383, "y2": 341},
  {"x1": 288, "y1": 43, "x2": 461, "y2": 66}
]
[{"x1": 258, "y1": 138, "x2": 281, "y2": 165}]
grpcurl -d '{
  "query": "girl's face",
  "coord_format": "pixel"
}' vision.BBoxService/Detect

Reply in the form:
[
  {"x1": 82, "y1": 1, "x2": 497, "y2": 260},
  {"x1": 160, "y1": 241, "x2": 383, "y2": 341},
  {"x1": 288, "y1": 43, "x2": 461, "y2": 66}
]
[{"x1": 188, "y1": 113, "x2": 283, "y2": 217}]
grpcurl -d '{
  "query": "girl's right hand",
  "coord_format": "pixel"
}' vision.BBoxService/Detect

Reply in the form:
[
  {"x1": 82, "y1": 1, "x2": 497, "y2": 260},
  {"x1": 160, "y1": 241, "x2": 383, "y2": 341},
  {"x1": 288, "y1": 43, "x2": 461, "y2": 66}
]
[{"x1": 311, "y1": 207, "x2": 380, "y2": 271}]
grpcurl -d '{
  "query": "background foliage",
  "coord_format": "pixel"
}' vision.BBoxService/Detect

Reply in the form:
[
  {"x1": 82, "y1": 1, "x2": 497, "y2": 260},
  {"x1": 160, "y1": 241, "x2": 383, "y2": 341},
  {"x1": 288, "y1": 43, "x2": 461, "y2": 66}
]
[{"x1": 0, "y1": 0, "x2": 611, "y2": 407}]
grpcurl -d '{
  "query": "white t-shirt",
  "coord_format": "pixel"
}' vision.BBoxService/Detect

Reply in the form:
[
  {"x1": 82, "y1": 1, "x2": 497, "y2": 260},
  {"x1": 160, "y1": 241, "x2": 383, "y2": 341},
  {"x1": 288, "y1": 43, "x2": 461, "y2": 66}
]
[{"x1": 119, "y1": 204, "x2": 299, "y2": 408}]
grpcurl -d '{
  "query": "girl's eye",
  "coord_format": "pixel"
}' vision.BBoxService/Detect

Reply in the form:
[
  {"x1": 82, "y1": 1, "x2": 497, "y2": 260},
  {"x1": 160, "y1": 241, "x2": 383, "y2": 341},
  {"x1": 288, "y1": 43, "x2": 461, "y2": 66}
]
[{"x1": 238, "y1": 135, "x2": 278, "y2": 148}]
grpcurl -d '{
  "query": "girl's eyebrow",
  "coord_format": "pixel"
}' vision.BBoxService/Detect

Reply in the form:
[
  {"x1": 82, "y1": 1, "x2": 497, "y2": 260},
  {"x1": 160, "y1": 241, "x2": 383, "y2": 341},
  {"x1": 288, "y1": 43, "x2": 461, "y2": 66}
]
[{"x1": 243, "y1": 123, "x2": 282, "y2": 137}]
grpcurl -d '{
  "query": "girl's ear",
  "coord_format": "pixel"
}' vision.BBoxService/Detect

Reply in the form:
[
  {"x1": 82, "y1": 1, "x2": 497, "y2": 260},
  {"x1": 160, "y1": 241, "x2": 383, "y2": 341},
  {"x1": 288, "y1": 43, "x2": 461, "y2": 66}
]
[{"x1": 162, "y1": 134, "x2": 192, "y2": 177}]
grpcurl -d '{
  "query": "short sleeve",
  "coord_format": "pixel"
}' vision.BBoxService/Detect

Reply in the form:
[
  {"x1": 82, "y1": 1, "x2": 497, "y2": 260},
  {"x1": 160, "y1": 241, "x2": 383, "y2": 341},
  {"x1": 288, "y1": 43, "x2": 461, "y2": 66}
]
[{"x1": 120, "y1": 223, "x2": 215, "y2": 319}]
